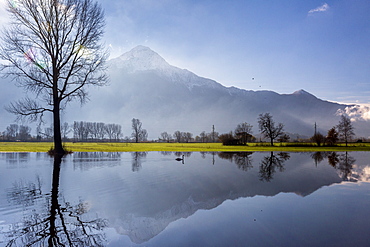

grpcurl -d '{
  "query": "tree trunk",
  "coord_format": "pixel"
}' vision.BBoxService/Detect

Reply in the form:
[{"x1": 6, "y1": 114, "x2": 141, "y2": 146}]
[
  {"x1": 52, "y1": 61, "x2": 65, "y2": 156},
  {"x1": 270, "y1": 138, "x2": 274, "y2": 146},
  {"x1": 52, "y1": 68, "x2": 65, "y2": 155},
  {"x1": 53, "y1": 100, "x2": 65, "y2": 155}
]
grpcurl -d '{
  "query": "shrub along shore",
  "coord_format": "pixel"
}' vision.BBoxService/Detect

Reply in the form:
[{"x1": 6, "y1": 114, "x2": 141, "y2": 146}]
[{"x1": 0, "y1": 142, "x2": 369, "y2": 153}]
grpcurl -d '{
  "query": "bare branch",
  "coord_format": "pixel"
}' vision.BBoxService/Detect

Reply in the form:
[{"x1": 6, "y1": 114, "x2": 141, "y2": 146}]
[
  {"x1": 5, "y1": 97, "x2": 52, "y2": 122},
  {"x1": 1, "y1": 0, "x2": 108, "y2": 153}
]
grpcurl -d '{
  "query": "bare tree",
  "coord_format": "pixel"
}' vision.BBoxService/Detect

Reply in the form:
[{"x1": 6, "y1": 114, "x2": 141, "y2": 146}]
[
  {"x1": 44, "y1": 124, "x2": 54, "y2": 140},
  {"x1": 112, "y1": 124, "x2": 122, "y2": 141},
  {"x1": 160, "y1": 131, "x2": 171, "y2": 142},
  {"x1": 173, "y1": 130, "x2": 182, "y2": 143},
  {"x1": 61, "y1": 122, "x2": 71, "y2": 140},
  {"x1": 5, "y1": 124, "x2": 19, "y2": 140},
  {"x1": 181, "y1": 132, "x2": 193, "y2": 143},
  {"x1": 199, "y1": 131, "x2": 207, "y2": 143},
  {"x1": 131, "y1": 118, "x2": 147, "y2": 143},
  {"x1": 0, "y1": 0, "x2": 108, "y2": 155},
  {"x1": 105, "y1": 123, "x2": 115, "y2": 141},
  {"x1": 73, "y1": 121, "x2": 90, "y2": 141},
  {"x1": 337, "y1": 115, "x2": 355, "y2": 146},
  {"x1": 96, "y1": 122, "x2": 106, "y2": 140},
  {"x1": 89, "y1": 122, "x2": 106, "y2": 141},
  {"x1": 258, "y1": 113, "x2": 284, "y2": 146},
  {"x1": 235, "y1": 122, "x2": 253, "y2": 145},
  {"x1": 19, "y1": 125, "x2": 32, "y2": 141},
  {"x1": 141, "y1": 129, "x2": 148, "y2": 142}
]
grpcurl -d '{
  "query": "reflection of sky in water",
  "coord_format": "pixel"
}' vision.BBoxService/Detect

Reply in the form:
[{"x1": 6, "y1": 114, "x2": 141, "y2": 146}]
[
  {"x1": 0, "y1": 152, "x2": 369, "y2": 246},
  {"x1": 145, "y1": 182, "x2": 370, "y2": 247}
]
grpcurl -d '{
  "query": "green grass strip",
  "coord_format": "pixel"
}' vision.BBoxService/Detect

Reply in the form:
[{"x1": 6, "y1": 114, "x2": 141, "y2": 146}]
[{"x1": 0, "y1": 142, "x2": 369, "y2": 153}]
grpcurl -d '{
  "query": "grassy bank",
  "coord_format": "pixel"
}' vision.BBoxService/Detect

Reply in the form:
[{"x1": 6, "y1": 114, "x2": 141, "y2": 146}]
[{"x1": 0, "y1": 142, "x2": 370, "y2": 152}]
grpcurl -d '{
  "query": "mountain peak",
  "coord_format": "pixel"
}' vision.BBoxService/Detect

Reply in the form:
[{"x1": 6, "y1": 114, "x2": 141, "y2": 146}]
[
  {"x1": 109, "y1": 45, "x2": 224, "y2": 91},
  {"x1": 292, "y1": 89, "x2": 316, "y2": 98},
  {"x1": 114, "y1": 45, "x2": 170, "y2": 72}
]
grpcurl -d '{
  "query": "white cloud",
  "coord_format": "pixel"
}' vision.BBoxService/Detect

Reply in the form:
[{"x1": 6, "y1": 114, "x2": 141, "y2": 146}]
[
  {"x1": 336, "y1": 104, "x2": 370, "y2": 122},
  {"x1": 308, "y1": 3, "x2": 330, "y2": 14}
]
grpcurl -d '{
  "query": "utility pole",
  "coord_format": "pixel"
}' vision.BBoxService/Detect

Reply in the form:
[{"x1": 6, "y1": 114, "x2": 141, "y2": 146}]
[
  {"x1": 314, "y1": 122, "x2": 317, "y2": 135},
  {"x1": 212, "y1": 125, "x2": 215, "y2": 142}
]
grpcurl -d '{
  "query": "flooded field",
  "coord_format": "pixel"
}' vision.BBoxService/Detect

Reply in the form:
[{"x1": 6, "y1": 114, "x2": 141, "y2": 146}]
[{"x1": 0, "y1": 151, "x2": 369, "y2": 246}]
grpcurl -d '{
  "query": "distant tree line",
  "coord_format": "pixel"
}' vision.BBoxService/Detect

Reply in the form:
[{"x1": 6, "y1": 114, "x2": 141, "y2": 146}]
[
  {"x1": 311, "y1": 115, "x2": 355, "y2": 147},
  {"x1": 1, "y1": 124, "x2": 32, "y2": 141},
  {"x1": 0, "y1": 113, "x2": 360, "y2": 145},
  {"x1": 219, "y1": 113, "x2": 285, "y2": 146},
  {"x1": 73, "y1": 121, "x2": 122, "y2": 142},
  {"x1": 158, "y1": 130, "x2": 220, "y2": 143},
  {"x1": 218, "y1": 113, "x2": 358, "y2": 146},
  {"x1": 0, "y1": 118, "x2": 147, "y2": 143}
]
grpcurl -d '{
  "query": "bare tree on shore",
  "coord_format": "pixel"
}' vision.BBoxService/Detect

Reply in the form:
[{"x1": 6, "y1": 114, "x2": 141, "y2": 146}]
[
  {"x1": 0, "y1": 0, "x2": 108, "y2": 155},
  {"x1": 131, "y1": 118, "x2": 148, "y2": 143},
  {"x1": 258, "y1": 113, "x2": 284, "y2": 146},
  {"x1": 337, "y1": 115, "x2": 355, "y2": 146}
]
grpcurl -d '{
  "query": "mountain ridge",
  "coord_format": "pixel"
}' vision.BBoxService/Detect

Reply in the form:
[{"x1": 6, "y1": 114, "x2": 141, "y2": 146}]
[
  {"x1": 0, "y1": 46, "x2": 368, "y2": 138},
  {"x1": 109, "y1": 45, "x2": 327, "y2": 98},
  {"x1": 81, "y1": 45, "x2": 362, "y2": 139}
]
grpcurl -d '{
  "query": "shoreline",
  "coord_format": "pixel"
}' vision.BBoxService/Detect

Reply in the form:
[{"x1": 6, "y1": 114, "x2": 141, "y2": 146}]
[{"x1": 0, "y1": 142, "x2": 369, "y2": 153}]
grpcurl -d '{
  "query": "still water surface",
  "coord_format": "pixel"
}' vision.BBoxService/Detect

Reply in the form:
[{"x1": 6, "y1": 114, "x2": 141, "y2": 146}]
[{"x1": 0, "y1": 151, "x2": 369, "y2": 246}]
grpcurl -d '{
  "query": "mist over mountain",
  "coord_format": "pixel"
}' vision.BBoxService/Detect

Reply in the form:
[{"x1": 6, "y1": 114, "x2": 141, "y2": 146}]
[
  {"x1": 67, "y1": 45, "x2": 367, "y2": 139},
  {"x1": 1, "y1": 45, "x2": 368, "y2": 139}
]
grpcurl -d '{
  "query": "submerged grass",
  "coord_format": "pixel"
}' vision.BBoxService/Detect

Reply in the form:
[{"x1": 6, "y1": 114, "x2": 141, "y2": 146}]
[{"x1": 0, "y1": 142, "x2": 370, "y2": 153}]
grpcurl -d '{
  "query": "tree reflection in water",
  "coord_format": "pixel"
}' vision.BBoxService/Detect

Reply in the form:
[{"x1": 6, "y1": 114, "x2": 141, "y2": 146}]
[
  {"x1": 132, "y1": 152, "x2": 147, "y2": 172},
  {"x1": 218, "y1": 152, "x2": 253, "y2": 171},
  {"x1": 259, "y1": 152, "x2": 290, "y2": 182},
  {"x1": 328, "y1": 152, "x2": 356, "y2": 181},
  {"x1": 311, "y1": 152, "x2": 326, "y2": 166},
  {"x1": 6, "y1": 175, "x2": 42, "y2": 207},
  {"x1": 310, "y1": 151, "x2": 356, "y2": 181},
  {"x1": 3, "y1": 155, "x2": 108, "y2": 246}
]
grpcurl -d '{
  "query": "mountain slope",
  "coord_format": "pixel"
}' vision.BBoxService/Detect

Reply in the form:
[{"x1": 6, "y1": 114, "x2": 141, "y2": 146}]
[
  {"x1": 69, "y1": 45, "x2": 365, "y2": 139},
  {"x1": 1, "y1": 45, "x2": 367, "y2": 139}
]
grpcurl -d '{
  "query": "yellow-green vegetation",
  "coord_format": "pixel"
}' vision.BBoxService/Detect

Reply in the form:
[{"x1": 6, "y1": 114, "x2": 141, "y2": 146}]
[{"x1": 0, "y1": 142, "x2": 370, "y2": 153}]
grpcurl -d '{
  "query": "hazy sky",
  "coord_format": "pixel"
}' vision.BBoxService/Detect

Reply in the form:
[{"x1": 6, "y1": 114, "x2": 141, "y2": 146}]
[
  {"x1": 0, "y1": 0, "x2": 369, "y2": 105},
  {"x1": 93, "y1": 0, "x2": 369, "y2": 104}
]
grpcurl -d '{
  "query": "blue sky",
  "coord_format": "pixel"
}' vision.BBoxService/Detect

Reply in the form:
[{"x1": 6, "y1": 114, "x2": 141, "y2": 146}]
[
  {"x1": 0, "y1": 0, "x2": 368, "y2": 104},
  {"x1": 98, "y1": 0, "x2": 370, "y2": 104}
]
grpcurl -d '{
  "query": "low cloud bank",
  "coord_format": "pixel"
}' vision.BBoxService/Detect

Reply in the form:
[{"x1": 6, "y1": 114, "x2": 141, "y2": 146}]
[{"x1": 337, "y1": 105, "x2": 370, "y2": 122}]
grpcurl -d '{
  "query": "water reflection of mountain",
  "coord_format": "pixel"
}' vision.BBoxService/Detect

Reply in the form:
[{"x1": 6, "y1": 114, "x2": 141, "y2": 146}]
[
  {"x1": 90, "y1": 152, "x2": 360, "y2": 244},
  {"x1": 2, "y1": 152, "x2": 366, "y2": 245}
]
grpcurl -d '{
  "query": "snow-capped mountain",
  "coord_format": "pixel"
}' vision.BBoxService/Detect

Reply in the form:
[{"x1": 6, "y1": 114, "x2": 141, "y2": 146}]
[
  {"x1": 64, "y1": 45, "x2": 369, "y2": 138},
  {"x1": 109, "y1": 45, "x2": 224, "y2": 90}
]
